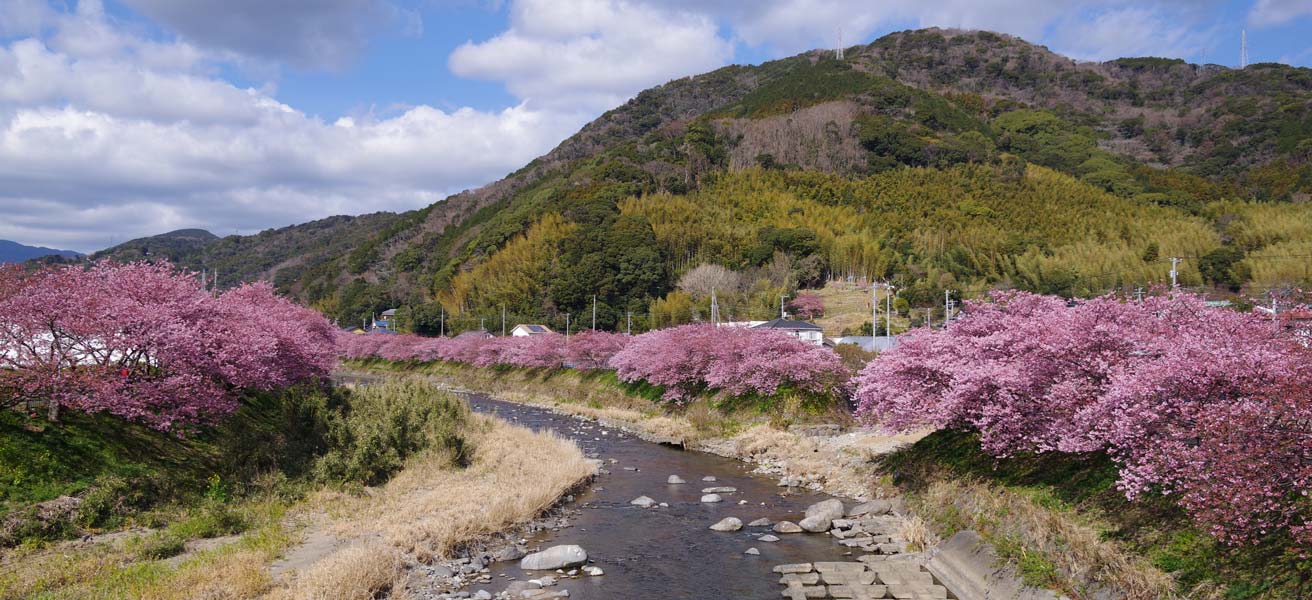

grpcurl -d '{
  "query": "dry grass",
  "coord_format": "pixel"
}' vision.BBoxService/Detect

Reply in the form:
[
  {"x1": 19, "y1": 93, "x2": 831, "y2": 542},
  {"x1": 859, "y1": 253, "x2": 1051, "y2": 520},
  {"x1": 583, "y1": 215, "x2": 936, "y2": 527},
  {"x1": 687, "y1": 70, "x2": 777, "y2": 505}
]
[
  {"x1": 269, "y1": 415, "x2": 594, "y2": 596},
  {"x1": 811, "y1": 281, "x2": 908, "y2": 336},
  {"x1": 898, "y1": 515, "x2": 934, "y2": 552},
  {"x1": 913, "y1": 478, "x2": 1178, "y2": 600},
  {"x1": 1, "y1": 503, "x2": 290, "y2": 600},
  {"x1": 269, "y1": 543, "x2": 406, "y2": 600}
]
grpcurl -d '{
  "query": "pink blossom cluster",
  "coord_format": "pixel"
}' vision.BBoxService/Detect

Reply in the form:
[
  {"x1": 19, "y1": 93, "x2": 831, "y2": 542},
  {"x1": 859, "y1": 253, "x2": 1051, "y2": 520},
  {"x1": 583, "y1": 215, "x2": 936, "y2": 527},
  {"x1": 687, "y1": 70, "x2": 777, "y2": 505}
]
[
  {"x1": 788, "y1": 293, "x2": 825, "y2": 319},
  {"x1": 609, "y1": 323, "x2": 849, "y2": 403},
  {"x1": 854, "y1": 291, "x2": 1312, "y2": 546},
  {"x1": 340, "y1": 330, "x2": 630, "y2": 371},
  {"x1": 0, "y1": 261, "x2": 337, "y2": 431}
]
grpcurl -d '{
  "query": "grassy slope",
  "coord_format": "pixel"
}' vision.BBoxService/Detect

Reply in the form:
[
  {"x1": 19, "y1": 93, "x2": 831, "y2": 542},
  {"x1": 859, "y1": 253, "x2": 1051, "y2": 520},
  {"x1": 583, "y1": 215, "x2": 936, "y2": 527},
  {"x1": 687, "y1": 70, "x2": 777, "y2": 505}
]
[
  {"x1": 883, "y1": 430, "x2": 1310, "y2": 600},
  {"x1": 1, "y1": 379, "x2": 586, "y2": 600}
]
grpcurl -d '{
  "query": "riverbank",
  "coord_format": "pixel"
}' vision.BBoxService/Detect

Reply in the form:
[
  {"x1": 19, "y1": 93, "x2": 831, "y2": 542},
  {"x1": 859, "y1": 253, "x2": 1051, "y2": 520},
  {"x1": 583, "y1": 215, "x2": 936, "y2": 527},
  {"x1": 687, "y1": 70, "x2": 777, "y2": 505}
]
[
  {"x1": 347, "y1": 360, "x2": 1215, "y2": 600},
  {"x1": 1, "y1": 378, "x2": 593, "y2": 600},
  {"x1": 344, "y1": 359, "x2": 922, "y2": 502}
]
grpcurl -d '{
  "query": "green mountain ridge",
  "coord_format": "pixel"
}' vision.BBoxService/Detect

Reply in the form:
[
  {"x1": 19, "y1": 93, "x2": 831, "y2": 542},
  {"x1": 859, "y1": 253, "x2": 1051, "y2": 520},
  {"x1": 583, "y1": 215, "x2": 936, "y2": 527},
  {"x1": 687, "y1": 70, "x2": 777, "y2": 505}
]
[{"x1": 91, "y1": 28, "x2": 1312, "y2": 330}]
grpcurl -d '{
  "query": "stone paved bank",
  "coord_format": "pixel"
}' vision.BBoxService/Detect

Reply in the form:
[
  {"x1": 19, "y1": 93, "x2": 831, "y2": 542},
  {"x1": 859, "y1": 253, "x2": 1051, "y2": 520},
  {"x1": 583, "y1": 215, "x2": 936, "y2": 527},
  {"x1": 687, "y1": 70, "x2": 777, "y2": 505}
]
[{"x1": 769, "y1": 507, "x2": 949, "y2": 600}]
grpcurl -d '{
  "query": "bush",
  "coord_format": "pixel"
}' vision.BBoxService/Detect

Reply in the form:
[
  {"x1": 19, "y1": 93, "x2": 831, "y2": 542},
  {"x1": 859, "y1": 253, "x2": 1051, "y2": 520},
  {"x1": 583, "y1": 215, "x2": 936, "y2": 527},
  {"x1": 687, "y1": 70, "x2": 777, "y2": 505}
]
[{"x1": 313, "y1": 379, "x2": 470, "y2": 486}]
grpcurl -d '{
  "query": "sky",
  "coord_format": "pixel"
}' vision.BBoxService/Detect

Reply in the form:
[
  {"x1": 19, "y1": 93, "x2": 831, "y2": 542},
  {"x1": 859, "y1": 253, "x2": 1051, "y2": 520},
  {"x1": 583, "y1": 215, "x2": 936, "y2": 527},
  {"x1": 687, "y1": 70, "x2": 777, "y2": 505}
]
[{"x1": 1, "y1": 0, "x2": 1310, "y2": 253}]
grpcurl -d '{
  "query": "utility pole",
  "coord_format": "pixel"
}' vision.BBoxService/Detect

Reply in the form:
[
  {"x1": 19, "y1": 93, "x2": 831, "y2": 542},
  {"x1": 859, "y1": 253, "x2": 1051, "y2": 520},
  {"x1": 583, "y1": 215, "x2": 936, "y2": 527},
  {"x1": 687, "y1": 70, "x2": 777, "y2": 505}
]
[
  {"x1": 1135, "y1": 287, "x2": 1144, "y2": 302},
  {"x1": 944, "y1": 289, "x2": 952, "y2": 322},
  {"x1": 780, "y1": 294, "x2": 788, "y2": 320},
  {"x1": 440, "y1": 305, "x2": 445, "y2": 336},
  {"x1": 711, "y1": 288, "x2": 719, "y2": 325},
  {"x1": 886, "y1": 283, "x2": 896, "y2": 337},
  {"x1": 1169, "y1": 257, "x2": 1182, "y2": 289},
  {"x1": 480, "y1": 317, "x2": 485, "y2": 332},
  {"x1": 871, "y1": 282, "x2": 878, "y2": 336},
  {"x1": 592, "y1": 295, "x2": 597, "y2": 331},
  {"x1": 501, "y1": 305, "x2": 507, "y2": 336},
  {"x1": 626, "y1": 311, "x2": 632, "y2": 336},
  {"x1": 565, "y1": 313, "x2": 571, "y2": 341}
]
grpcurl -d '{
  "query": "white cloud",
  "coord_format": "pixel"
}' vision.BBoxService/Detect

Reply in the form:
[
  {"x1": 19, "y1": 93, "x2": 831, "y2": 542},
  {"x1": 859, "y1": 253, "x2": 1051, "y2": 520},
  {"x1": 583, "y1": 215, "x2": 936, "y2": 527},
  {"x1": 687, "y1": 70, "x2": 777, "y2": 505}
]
[
  {"x1": 1049, "y1": 5, "x2": 1215, "y2": 61},
  {"x1": 448, "y1": 0, "x2": 733, "y2": 111},
  {"x1": 1249, "y1": 0, "x2": 1312, "y2": 27},
  {"x1": 0, "y1": 3, "x2": 586, "y2": 252}
]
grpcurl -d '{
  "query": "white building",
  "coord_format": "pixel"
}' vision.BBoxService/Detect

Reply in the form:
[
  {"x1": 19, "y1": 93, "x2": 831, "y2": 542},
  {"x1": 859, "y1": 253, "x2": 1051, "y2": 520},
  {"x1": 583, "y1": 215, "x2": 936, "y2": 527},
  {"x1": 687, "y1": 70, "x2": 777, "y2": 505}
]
[{"x1": 510, "y1": 324, "x2": 553, "y2": 337}]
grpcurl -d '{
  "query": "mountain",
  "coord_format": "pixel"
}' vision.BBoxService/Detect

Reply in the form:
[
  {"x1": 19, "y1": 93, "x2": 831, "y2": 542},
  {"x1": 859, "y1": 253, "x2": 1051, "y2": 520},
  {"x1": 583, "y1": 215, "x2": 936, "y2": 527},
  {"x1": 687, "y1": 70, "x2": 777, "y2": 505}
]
[
  {"x1": 91, "y1": 216, "x2": 403, "y2": 295},
  {"x1": 96, "y1": 28, "x2": 1312, "y2": 332},
  {"x1": 0, "y1": 240, "x2": 82, "y2": 264}
]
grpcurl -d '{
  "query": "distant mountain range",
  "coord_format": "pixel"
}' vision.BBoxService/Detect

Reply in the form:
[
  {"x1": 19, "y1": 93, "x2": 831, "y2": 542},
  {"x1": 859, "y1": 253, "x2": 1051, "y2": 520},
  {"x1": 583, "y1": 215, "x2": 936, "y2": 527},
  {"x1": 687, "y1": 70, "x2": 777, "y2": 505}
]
[
  {"x1": 0, "y1": 240, "x2": 82, "y2": 264},
  {"x1": 90, "y1": 28, "x2": 1312, "y2": 332}
]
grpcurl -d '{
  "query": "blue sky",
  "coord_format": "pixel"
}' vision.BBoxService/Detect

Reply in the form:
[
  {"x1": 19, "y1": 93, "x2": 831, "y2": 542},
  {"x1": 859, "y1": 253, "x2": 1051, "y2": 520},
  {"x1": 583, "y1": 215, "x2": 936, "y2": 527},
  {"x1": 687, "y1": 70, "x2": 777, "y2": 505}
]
[{"x1": 1, "y1": 0, "x2": 1310, "y2": 252}]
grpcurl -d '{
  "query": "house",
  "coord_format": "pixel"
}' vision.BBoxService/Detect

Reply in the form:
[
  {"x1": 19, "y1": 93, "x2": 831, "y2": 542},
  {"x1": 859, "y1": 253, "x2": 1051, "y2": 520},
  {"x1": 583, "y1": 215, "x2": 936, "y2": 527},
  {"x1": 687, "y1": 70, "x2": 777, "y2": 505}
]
[
  {"x1": 751, "y1": 318, "x2": 824, "y2": 346},
  {"x1": 455, "y1": 329, "x2": 493, "y2": 340},
  {"x1": 832, "y1": 335, "x2": 899, "y2": 353},
  {"x1": 372, "y1": 308, "x2": 398, "y2": 332},
  {"x1": 511, "y1": 324, "x2": 553, "y2": 337},
  {"x1": 1281, "y1": 308, "x2": 1312, "y2": 347}
]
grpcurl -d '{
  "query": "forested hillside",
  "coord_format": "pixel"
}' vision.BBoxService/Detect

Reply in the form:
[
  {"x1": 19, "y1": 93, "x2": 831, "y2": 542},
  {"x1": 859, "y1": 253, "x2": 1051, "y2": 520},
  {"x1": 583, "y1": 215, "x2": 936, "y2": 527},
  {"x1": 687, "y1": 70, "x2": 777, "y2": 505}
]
[{"x1": 94, "y1": 28, "x2": 1312, "y2": 330}]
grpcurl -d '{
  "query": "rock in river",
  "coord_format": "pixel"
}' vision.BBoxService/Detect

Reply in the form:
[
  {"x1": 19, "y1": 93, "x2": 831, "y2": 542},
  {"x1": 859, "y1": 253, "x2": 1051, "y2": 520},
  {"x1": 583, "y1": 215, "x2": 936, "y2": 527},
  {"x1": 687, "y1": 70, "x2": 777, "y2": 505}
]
[
  {"x1": 629, "y1": 496, "x2": 656, "y2": 508},
  {"x1": 847, "y1": 499, "x2": 891, "y2": 517},
  {"x1": 798, "y1": 514, "x2": 832, "y2": 533},
  {"x1": 702, "y1": 486, "x2": 737, "y2": 494},
  {"x1": 519, "y1": 545, "x2": 588, "y2": 571},
  {"x1": 773, "y1": 521, "x2": 803, "y2": 534},
  {"x1": 747, "y1": 518, "x2": 773, "y2": 527},
  {"x1": 805, "y1": 499, "x2": 846, "y2": 522},
  {"x1": 700, "y1": 493, "x2": 723, "y2": 503},
  {"x1": 667, "y1": 475, "x2": 686, "y2": 484},
  {"x1": 709, "y1": 517, "x2": 743, "y2": 531}
]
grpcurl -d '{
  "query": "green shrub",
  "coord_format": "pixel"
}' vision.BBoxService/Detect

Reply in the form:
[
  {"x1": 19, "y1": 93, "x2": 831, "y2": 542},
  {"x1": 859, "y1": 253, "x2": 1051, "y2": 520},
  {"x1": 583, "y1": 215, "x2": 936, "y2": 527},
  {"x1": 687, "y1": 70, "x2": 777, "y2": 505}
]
[
  {"x1": 312, "y1": 379, "x2": 471, "y2": 486},
  {"x1": 135, "y1": 532, "x2": 186, "y2": 560}
]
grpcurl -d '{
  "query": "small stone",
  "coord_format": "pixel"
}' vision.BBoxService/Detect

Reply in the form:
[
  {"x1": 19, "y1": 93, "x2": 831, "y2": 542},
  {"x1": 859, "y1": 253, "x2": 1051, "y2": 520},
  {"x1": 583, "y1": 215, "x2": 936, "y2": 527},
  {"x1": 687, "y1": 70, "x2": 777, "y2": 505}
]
[
  {"x1": 702, "y1": 486, "x2": 737, "y2": 494},
  {"x1": 702, "y1": 476, "x2": 717, "y2": 482},
  {"x1": 773, "y1": 521, "x2": 804, "y2": 533},
  {"x1": 629, "y1": 495, "x2": 656, "y2": 508},
  {"x1": 748, "y1": 518, "x2": 773, "y2": 527},
  {"x1": 759, "y1": 534, "x2": 780, "y2": 542},
  {"x1": 658, "y1": 502, "x2": 669, "y2": 508},
  {"x1": 709, "y1": 517, "x2": 743, "y2": 531},
  {"x1": 701, "y1": 493, "x2": 723, "y2": 503},
  {"x1": 583, "y1": 566, "x2": 604, "y2": 576},
  {"x1": 473, "y1": 591, "x2": 492, "y2": 600},
  {"x1": 667, "y1": 475, "x2": 686, "y2": 484},
  {"x1": 744, "y1": 547, "x2": 760, "y2": 555},
  {"x1": 622, "y1": 466, "x2": 638, "y2": 471}
]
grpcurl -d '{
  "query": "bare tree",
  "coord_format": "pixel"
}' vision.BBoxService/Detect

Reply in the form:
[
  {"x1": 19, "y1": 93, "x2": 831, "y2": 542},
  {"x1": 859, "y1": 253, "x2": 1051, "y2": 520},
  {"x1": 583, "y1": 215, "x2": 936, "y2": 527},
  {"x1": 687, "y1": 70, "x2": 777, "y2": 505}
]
[{"x1": 677, "y1": 264, "x2": 742, "y2": 299}]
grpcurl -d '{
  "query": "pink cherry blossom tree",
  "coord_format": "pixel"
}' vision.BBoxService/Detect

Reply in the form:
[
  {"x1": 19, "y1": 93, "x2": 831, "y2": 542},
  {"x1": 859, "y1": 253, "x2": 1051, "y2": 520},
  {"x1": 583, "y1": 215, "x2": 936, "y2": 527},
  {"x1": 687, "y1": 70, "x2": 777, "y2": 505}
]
[
  {"x1": 0, "y1": 261, "x2": 336, "y2": 431},
  {"x1": 787, "y1": 293, "x2": 825, "y2": 320},
  {"x1": 854, "y1": 291, "x2": 1312, "y2": 546},
  {"x1": 564, "y1": 330, "x2": 629, "y2": 370}
]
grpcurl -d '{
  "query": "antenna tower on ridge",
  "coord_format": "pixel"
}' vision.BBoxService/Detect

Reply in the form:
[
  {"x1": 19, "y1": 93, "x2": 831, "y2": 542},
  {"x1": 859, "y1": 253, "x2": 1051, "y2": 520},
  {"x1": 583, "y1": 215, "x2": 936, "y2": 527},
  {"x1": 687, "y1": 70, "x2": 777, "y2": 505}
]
[
  {"x1": 837, "y1": 28, "x2": 844, "y2": 60},
  {"x1": 1241, "y1": 29, "x2": 1248, "y2": 69}
]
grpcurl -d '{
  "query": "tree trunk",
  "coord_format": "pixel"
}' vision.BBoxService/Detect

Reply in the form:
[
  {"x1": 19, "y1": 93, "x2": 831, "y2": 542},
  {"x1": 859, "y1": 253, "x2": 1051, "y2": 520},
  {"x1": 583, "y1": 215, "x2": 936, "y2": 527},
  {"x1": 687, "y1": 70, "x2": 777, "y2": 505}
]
[{"x1": 47, "y1": 399, "x2": 59, "y2": 422}]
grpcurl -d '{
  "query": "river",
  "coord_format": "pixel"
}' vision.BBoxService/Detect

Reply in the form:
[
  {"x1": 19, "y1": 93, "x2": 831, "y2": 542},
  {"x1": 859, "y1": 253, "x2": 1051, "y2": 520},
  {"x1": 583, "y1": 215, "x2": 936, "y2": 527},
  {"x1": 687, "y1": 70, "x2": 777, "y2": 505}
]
[{"x1": 461, "y1": 392, "x2": 864, "y2": 599}]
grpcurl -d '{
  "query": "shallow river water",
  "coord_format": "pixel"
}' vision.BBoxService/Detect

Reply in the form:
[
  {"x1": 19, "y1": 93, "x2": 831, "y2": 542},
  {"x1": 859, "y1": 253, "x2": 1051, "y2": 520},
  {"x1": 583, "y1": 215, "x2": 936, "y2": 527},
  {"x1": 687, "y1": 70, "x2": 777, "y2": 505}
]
[{"x1": 461, "y1": 392, "x2": 860, "y2": 599}]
